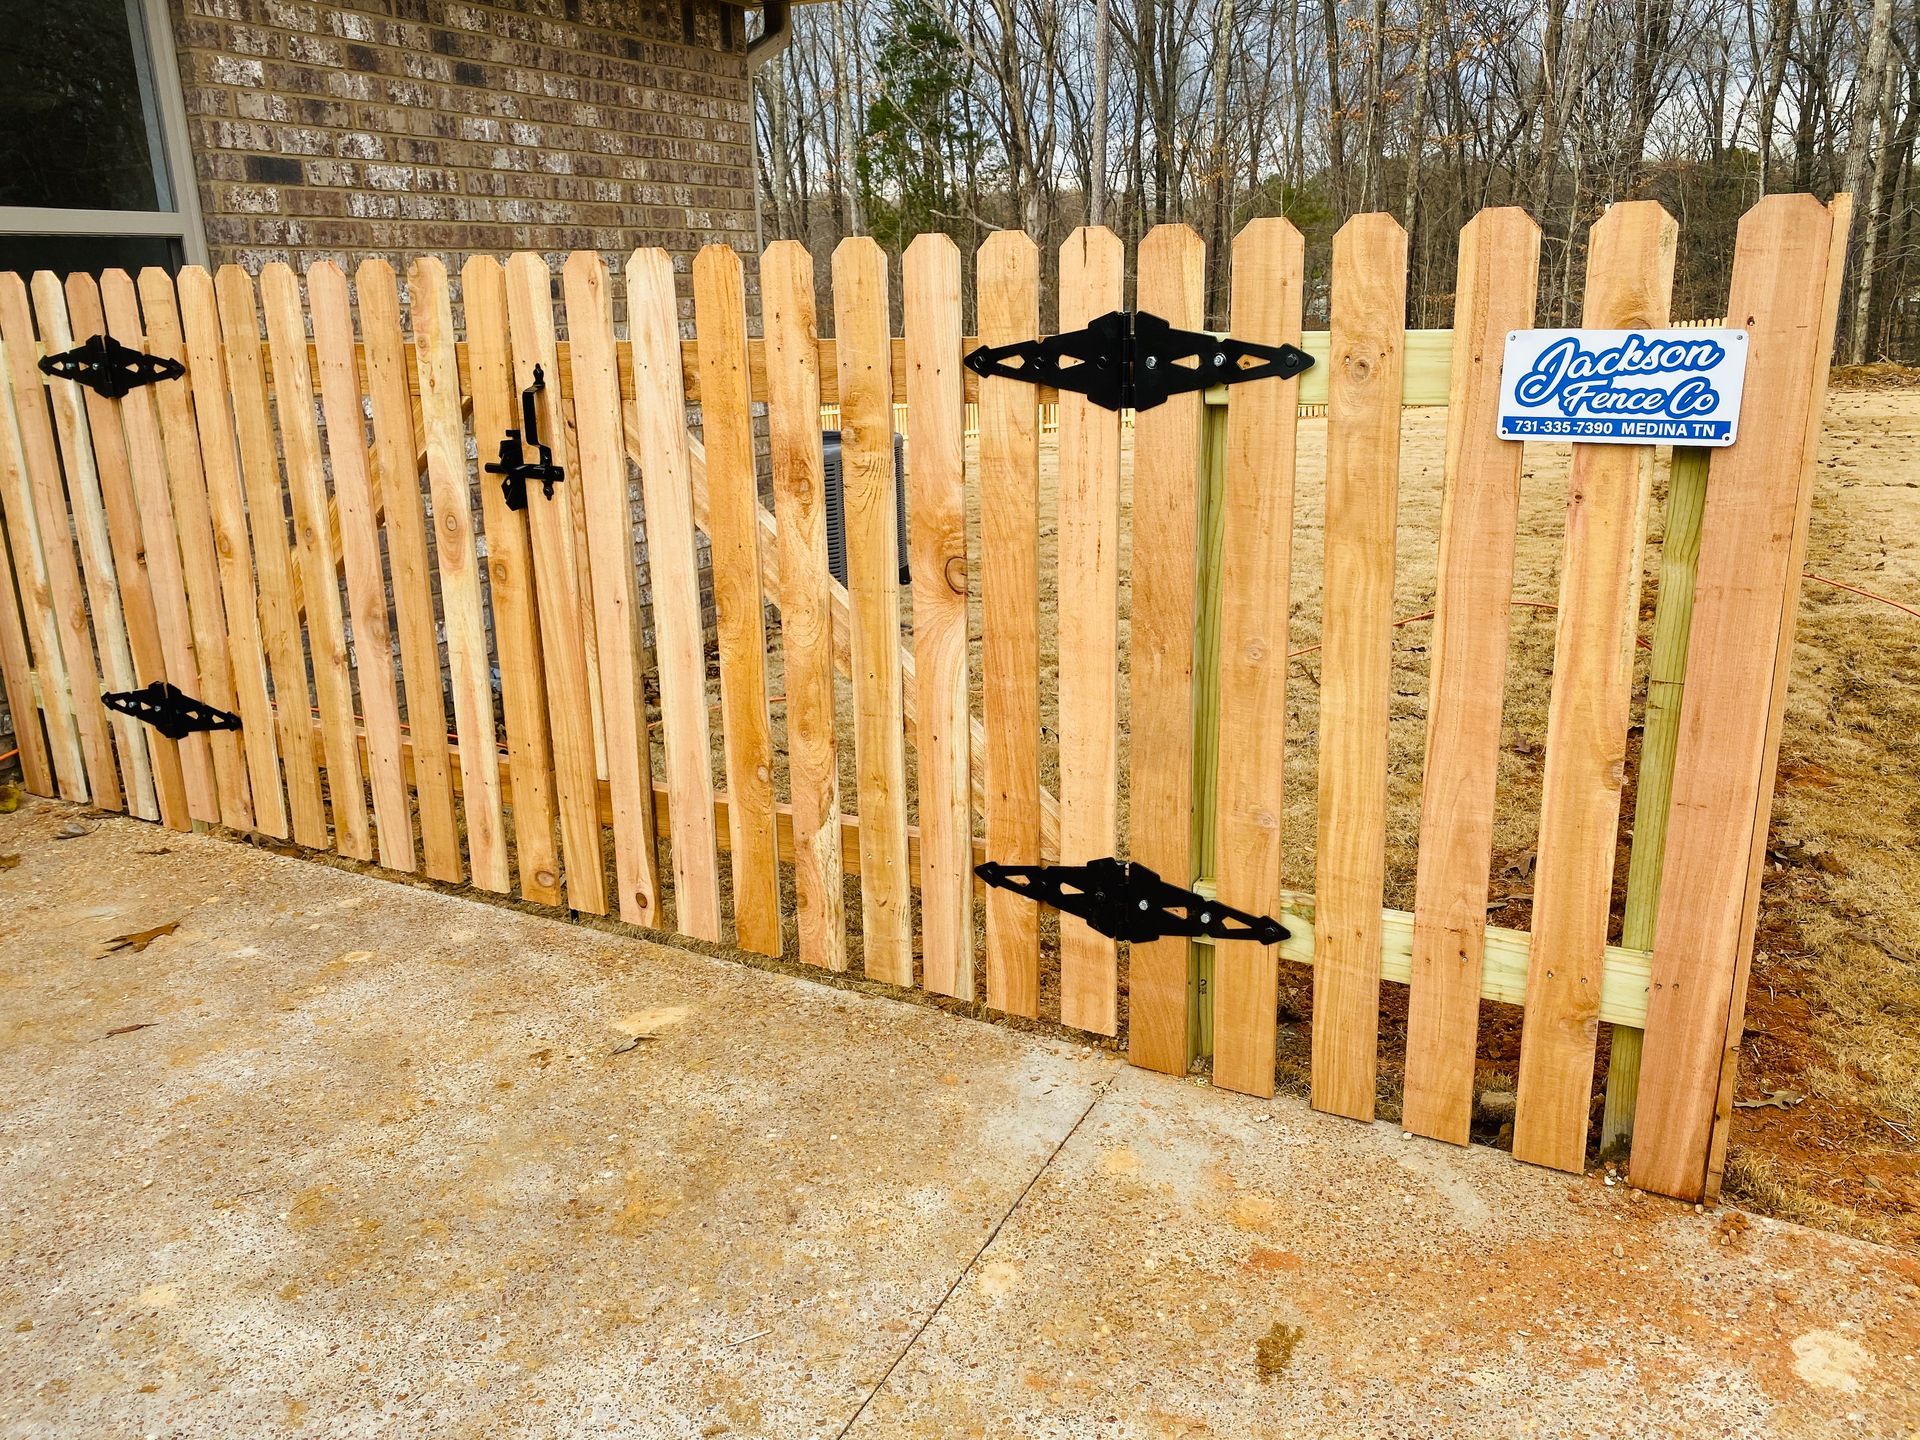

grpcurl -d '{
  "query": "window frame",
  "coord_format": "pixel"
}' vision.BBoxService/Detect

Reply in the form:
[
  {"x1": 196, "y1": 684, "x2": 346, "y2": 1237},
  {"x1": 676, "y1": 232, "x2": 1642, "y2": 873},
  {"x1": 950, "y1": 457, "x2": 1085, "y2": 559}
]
[{"x1": 0, "y1": 0, "x2": 209, "y2": 268}]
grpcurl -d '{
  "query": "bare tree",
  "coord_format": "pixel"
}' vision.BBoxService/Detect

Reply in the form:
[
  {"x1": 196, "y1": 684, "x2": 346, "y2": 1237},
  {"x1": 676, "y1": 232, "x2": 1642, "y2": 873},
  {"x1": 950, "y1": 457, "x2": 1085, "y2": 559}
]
[{"x1": 748, "y1": 0, "x2": 1919, "y2": 359}]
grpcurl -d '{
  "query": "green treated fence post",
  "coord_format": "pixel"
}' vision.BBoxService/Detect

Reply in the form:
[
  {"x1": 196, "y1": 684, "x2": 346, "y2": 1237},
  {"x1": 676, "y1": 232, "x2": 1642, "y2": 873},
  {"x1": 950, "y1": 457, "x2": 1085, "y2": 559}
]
[
  {"x1": 1601, "y1": 445, "x2": 1710, "y2": 1155},
  {"x1": 1189, "y1": 394, "x2": 1229, "y2": 1063}
]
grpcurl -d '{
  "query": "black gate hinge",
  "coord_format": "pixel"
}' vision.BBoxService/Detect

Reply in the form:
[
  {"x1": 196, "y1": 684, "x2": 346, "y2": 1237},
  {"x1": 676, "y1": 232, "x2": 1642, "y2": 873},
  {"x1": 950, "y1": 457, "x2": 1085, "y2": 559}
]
[
  {"x1": 39, "y1": 334, "x2": 185, "y2": 399},
  {"x1": 103, "y1": 682, "x2": 242, "y2": 741},
  {"x1": 484, "y1": 364, "x2": 564, "y2": 511},
  {"x1": 963, "y1": 309, "x2": 1314, "y2": 413},
  {"x1": 975, "y1": 857, "x2": 1288, "y2": 945}
]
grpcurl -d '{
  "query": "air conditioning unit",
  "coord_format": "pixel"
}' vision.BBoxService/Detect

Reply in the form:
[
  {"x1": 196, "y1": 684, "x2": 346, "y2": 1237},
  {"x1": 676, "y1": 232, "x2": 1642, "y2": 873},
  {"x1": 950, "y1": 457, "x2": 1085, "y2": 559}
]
[{"x1": 821, "y1": 430, "x2": 909, "y2": 589}]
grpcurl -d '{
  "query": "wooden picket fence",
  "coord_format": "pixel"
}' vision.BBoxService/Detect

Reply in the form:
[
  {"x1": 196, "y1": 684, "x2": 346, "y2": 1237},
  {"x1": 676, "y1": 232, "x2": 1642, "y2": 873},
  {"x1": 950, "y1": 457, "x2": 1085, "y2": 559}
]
[{"x1": 0, "y1": 194, "x2": 1846, "y2": 1206}]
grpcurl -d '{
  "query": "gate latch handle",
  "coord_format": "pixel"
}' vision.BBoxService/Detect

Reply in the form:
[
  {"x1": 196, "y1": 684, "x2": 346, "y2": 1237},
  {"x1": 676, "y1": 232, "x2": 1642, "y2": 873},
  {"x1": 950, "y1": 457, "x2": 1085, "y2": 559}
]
[{"x1": 484, "y1": 364, "x2": 564, "y2": 511}]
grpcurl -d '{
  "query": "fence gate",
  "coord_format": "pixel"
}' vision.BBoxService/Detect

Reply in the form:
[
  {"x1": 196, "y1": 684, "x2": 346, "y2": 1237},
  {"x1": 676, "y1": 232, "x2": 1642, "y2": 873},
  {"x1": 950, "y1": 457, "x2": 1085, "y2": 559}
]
[{"x1": 0, "y1": 194, "x2": 1848, "y2": 1205}]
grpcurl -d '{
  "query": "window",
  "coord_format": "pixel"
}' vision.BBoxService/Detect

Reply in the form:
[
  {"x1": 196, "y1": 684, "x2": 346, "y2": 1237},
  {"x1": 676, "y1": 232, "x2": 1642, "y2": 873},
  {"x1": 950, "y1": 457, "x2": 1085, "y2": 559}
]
[{"x1": 0, "y1": 0, "x2": 206, "y2": 277}]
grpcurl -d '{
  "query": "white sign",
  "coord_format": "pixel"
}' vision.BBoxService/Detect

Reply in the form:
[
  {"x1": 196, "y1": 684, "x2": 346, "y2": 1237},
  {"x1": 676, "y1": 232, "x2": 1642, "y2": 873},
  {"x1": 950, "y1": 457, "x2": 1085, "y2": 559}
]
[{"x1": 1496, "y1": 328, "x2": 1749, "y2": 446}]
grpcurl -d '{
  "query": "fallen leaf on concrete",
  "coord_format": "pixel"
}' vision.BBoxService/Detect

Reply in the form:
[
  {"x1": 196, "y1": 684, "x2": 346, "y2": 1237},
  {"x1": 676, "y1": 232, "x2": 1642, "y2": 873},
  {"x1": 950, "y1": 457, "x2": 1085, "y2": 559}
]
[
  {"x1": 613, "y1": 1005, "x2": 689, "y2": 1037},
  {"x1": 101, "y1": 921, "x2": 180, "y2": 954},
  {"x1": 102, "y1": 1022, "x2": 158, "y2": 1038},
  {"x1": 0, "y1": 853, "x2": 18, "y2": 869},
  {"x1": 1735, "y1": 1088, "x2": 1807, "y2": 1110},
  {"x1": 54, "y1": 822, "x2": 91, "y2": 839}
]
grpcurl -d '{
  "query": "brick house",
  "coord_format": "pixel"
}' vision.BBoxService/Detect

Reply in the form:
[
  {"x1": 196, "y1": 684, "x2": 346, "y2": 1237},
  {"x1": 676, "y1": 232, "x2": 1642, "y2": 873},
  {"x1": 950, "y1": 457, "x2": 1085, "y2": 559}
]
[
  {"x1": 0, "y1": 0, "x2": 792, "y2": 747},
  {"x1": 0, "y1": 0, "x2": 787, "y2": 281}
]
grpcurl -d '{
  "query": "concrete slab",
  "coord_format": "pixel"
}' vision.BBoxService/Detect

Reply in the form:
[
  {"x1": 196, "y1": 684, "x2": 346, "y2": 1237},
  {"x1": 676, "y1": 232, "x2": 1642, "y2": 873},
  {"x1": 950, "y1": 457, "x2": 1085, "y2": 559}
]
[
  {"x1": 0, "y1": 806, "x2": 1915, "y2": 1439},
  {"x1": 858, "y1": 1068, "x2": 1920, "y2": 1439},
  {"x1": 0, "y1": 808, "x2": 1115, "y2": 1437}
]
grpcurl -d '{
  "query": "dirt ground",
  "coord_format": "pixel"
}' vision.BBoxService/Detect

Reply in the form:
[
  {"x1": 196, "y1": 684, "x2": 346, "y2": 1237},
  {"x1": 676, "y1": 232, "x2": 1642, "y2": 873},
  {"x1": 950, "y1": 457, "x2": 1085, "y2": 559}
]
[
  {"x1": 702, "y1": 382, "x2": 1920, "y2": 1247},
  {"x1": 2, "y1": 810, "x2": 1917, "y2": 1438},
  {"x1": 932, "y1": 384, "x2": 1920, "y2": 1248},
  {"x1": 9, "y1": 381, "x2": 1913, "y2": 1258}
]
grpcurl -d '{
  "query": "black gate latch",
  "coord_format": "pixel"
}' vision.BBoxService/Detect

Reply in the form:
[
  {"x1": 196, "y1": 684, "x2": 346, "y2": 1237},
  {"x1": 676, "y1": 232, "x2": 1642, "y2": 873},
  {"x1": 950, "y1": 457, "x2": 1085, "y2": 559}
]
[
  {"x1": 103, "y1": 682, "x2": 242, "y2": 741},
  {"x1": 39, "y1": 334, "x2": 184, "y2": 399},
  {"x1": 484, "y1": 364, "x2": 564, "y2": 511},
  {"x1": 975, "y1": 857, "x2": 1288, "y2": 945},
  {"x1": 963, "y1": 309, "x2": 1313, "y2": 413}
]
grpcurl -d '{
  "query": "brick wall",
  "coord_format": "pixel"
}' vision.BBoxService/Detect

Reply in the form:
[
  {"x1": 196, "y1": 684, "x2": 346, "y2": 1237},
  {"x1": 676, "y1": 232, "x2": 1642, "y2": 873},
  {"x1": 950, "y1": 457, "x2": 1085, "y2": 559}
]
[
  {"x1": 144, "y1": 0, "x2": 752, "y2": 705},
  {"x1": 167, "y1": 0, "x2": 756, "y2": 279}
]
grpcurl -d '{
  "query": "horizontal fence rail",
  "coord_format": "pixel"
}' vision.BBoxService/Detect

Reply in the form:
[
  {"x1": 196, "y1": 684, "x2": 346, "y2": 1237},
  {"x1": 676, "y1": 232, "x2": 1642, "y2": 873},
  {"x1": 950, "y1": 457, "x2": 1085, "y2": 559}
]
[{"x1": 0, "y1": 203, "x2": 1839, "y2": 1207}]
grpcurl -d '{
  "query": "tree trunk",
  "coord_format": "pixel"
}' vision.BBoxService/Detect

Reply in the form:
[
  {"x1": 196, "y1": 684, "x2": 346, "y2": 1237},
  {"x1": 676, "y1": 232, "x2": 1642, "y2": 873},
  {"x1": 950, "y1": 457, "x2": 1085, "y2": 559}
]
[
  {"x1": 1207, "y1": 0, "x2": 1235, "y2": 323},
  {"x1": 1750, "y1": 0, "x2": 1793, "y2": 196},
  {"x1": 1841, "y1": 0, "x2": 1895, "y2": 361},
  {"x1": 1323, "y1": 0, "x2": 1347, "y2": 214},
  {"x1": 1092, "y1": 0, "x2": 1111, "y2": 226},
  {"x1": 1846, "y1": 0, "x2": 1899, "y2": 365},
  {"x1": 1528, "y1": 0, "x2": 1569, "y2": 214},
  {"x1": 1404, "y1": 0, "x2": 1436, "y2": 320},
  {"x1": 831, "y1": 0, "x2": 865, "y2": 237},
  {"x1": 1359, "y1": 0, "x2": 1389, "y2": 210}
]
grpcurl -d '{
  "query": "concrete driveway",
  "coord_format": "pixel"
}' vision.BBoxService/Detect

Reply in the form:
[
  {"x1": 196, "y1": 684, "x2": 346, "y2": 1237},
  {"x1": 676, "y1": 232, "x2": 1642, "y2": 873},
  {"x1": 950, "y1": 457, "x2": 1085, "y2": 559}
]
[{"x1": 0, "y1": 806, "x2": 1914, "y2": 1438}]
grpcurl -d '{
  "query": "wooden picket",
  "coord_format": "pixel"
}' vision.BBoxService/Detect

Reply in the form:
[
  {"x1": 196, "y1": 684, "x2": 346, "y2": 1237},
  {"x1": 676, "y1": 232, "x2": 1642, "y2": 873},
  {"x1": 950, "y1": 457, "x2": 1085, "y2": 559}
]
[
  {"x1": 0, "y1": 196, "x2": 1846, "y2": 1208},
  {"x1": 1055, "y1": 227, "x2": 1125, "y2": 1036},
  {"x1": 763, "y1": 241, "x2": 847, "y2": 974},
  {"x1": 506, "y1": 254, "x2": 607, "y2": 916},
  {"x1": 465, "y1": 256, "x2": 561, "y2": 907},
  {"x1": 694, "y1": 245, "x2": 781, "y2": 956},
  {"x1": 567, "y1": 251, "x2": 659, "y2": 928},
  {"x1": 360, "y1": 259, "x2": 461, "y2": 885},
  {"x1": 1213, "y1": 219, "x2": 1305, "y2": 1098},
  {"x1": 0, "y1": 278, "x2": 92, "y2": 805},
  {"x1": 977, "y1": 232, "x2": 1043, "y2": 1018},
  {"x1": 1126, "y1": 223, "x2": 1206, "y2": 1075},
  {"x1": 1512, "y1": 202, "x2": 1677, "y2": 1172},
  {"x1": 1401, "y1": 209, "x2": 1542, "y2": 1144},
  {"x1": 411, "y1": 258, "x2": 507, "y2": 893},
  {"x1": 136, "y1": 268, "x2": 253, "y2": 834},
  {"x1": 902, "y1": 233, "x2": 973, "y2": 1001},
  {"x1": 215, "y1": 264, "x2": 328, "y2": 848},
  {"x1": 1632, "y1": 195, "x2": 1852, "y2": 1201},
  {"x1": 264, "y1": 264, "x2": 370, "y2": 860},
  {"x1": 833, "y1": 237, "x2": 912, "y2": 986},
  {"x1": 312, "y1": 262, "x2": 414, "y2": 872},
  {"x1": 1311, "y1": 214, "x2": 1408, "y2": 1122},
  {"x1": 628, "y1": 246, "x2": 721, "y2": 941}
]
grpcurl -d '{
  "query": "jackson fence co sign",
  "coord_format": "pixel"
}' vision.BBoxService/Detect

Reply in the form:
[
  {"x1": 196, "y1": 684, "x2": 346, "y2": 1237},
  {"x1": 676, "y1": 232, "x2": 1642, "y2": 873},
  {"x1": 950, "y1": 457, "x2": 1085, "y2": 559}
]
[{"x1": 1496, "y1": 328, "x2": 1750, "y2": 446}]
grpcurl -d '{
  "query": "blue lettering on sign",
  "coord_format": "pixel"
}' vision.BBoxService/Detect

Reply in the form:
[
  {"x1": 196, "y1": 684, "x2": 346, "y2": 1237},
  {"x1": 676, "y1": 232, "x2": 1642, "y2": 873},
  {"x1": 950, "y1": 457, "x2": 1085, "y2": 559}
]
[{"x1": 1514, "y1": 334, "x2": 1727, "y2": 419}]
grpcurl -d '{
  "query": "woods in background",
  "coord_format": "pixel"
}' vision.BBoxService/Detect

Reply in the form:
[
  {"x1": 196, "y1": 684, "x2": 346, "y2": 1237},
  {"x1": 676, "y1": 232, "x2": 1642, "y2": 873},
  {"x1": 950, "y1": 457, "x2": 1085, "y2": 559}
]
[{"x1": 750, "y1": 0, "x2": 1916, "y2": 361}]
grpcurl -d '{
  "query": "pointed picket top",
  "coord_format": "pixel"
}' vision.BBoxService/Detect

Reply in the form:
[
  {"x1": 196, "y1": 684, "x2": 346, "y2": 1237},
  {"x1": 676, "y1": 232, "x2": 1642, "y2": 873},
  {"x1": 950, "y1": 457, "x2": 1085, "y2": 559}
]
[
  {"x1": 905, "y1": 230, "x2": 960, "y2": 265},
  {"x1": 1232, "y1": 214, "x2": 1305, "y2": 256},
  {"x1": 1059, "y1": 225, "x2": 1125, "y2": 312},
  {"x1": 1580, "y1": 200, "x2": 1679, "y2": 316},
  {"x1": 1333, "y1": 210, "x2": 1409, "y2": 253},
  {"x1": 1139, "y1": 222, "x2": 1204, "y2": 284},
  {"x1": 831, "y1": 232, "x2": 888, "y2": 278}
]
